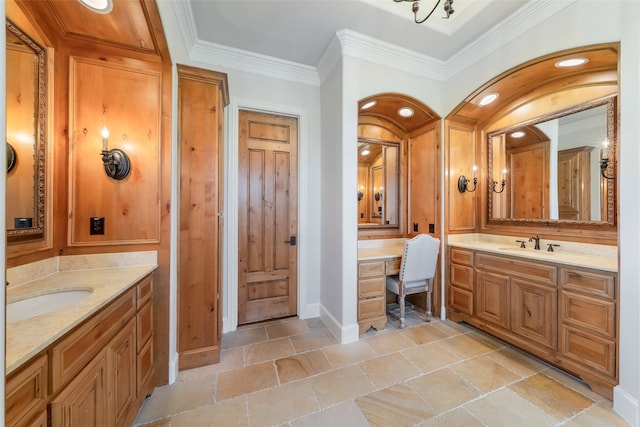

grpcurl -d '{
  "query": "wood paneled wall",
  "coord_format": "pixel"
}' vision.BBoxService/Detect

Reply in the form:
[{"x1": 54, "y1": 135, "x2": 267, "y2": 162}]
[
  {"x1": 445, "y1": 121, "x2": 477, "y2": 233},
  {"x1": 7, "y1": 0, "x2": 173, "y2": 386}
]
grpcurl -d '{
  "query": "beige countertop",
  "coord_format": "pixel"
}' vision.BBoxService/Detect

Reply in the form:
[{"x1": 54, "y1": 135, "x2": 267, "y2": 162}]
[
  {"x1": 6, "y1": 253, "x2": 157, "y2": 375},
  {"x1": 448, "y1": 240, "x2": 617, "y2": 272}
]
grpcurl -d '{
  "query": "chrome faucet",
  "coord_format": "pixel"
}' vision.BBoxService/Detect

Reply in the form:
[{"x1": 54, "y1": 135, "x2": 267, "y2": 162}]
[{"x1": 529, "y1": 235, "x2": 541, "y2": 250}]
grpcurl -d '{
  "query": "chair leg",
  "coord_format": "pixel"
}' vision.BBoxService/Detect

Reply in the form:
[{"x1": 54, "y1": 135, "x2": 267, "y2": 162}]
[
  {"x1": 425, "y1": 280, "x2": 432, "y2": 322},
  {"x1": 399, "y1": 294, "x2": 406, "y2": 328}
]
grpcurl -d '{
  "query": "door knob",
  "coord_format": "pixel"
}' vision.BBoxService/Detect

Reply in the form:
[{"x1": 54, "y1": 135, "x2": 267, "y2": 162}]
[{"x1": 285, "y1": 235, "x2": 297, "y2": 246}]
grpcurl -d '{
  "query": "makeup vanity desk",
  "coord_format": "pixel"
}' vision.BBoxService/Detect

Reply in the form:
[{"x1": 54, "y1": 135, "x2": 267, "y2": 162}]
[{"x1": 357, "y1": 241, "x2": 405, "y2": 335}]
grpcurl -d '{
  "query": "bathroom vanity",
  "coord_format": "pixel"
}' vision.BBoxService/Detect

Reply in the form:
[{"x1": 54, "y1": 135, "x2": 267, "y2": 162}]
[
  {"x1": 447, "y1": 235, "x2": 618, "y2": 399},
  {"x1": 5, "y1": 253, "x2": 157, "y2": 427}
]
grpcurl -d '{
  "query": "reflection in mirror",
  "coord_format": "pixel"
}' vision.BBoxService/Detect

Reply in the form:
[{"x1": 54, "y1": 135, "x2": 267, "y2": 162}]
[
  {"x1": 357, "y1": 140, "x2": 399, "y2": 227},
  {"x1": 489, "y1": 97, "x2": 615, "y2": 224},
  {"x1": 6, "y1": 19, "x2": 47, "y2": 242}
]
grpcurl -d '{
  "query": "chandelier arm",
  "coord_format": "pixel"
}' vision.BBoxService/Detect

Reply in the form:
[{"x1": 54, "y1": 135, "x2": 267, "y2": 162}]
[{"x1": 414, "y1": 0, "x2": 442, "y2": 24}]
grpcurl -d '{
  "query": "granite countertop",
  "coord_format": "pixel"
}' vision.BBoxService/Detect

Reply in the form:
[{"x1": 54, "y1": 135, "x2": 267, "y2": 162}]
[
  {"x1": 448, "y1": 239, "x2": 617, "y2": 272},
  {"x1": 6, "y1": 253, "x2": 157, "y2": 375}
]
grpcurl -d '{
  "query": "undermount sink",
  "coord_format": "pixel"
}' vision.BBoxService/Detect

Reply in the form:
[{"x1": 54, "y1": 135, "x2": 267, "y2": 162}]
[{"x1": 7, "y1": 289, "x2": 93, "y2": 323}]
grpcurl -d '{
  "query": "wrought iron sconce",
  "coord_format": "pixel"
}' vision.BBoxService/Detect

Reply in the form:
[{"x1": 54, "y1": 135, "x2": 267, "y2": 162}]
[
  {"x1": 358, "y1": 190, "x2": 364, "y2": 201},
  {"x1": 374, "y1": 191, "x2": 383, "y2": 201},
  {"x1": 492, "y1": 168, "x2": 508, "y2": 193},
  {"x1": 600, "y1": 158, "x2": 616, "y2": 180},
  {"x1": 600, "y1": 139, "x2": 616, "y2": 180},
  {"x1": 457, "y1": 165, "x2": 477, "y2": 193},
  {"x1": 100, "y1": 126, "x2": 131, "y2": 180}
]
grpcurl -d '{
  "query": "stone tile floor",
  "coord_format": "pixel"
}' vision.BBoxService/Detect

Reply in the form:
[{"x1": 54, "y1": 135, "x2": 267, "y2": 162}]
[{"x1": 134, "y1": 312, "x2": 630, "y2": 426}]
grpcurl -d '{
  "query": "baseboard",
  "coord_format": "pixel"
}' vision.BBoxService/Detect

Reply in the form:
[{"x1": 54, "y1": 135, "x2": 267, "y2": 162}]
[
  {"x1": 168, "y1": 356, "x2": 178, "y2": 385},
  {"x1": 614, "y1": 385, "x2": 639, "y2": 426},
  {"x1": 300, "y1": 302, "x2": 320, "y2": 319},
  {"x1": 319, "y1": 303, "x2": 359, "y2": 344}
]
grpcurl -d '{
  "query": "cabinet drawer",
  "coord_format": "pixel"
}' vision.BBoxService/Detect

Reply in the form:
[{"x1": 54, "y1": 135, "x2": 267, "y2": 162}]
[
  {"x1": 136, "y1": 274, "x2": 153, "y2": 308},
  {"x1": 51, "y1": 288, "x2": 136, "y2": 393},
  {"x1": 476, "y1": 253, "x2": 557, "y2": 287},
  {"x1": 386, "y1": 259, "x2": 401, "y2": 275},
  {"x1": 449, "y1": 286, "x2": 473, "y2": 315},
  {"x1": 560, "y1": 267, "x2": 615, "y2": 300},
  {"x1": 358, "y1": 261, "x2": 385, "y2": 279},
  {"x1": 450, "y1": 248, "x2": 473, "y2": 266},
  {"x1": 137, "y1": 301, "x2": 153, "y2": 352},
  {"x1": 560, "y1": 325, "x2": 616, "y2": 377},
  {"x1": 358, "y1": 297, "x2": 385, "y2": 320},
  {"x1": 450, "y1": 263, "x2": 474, "y2": 290},
  {"x1": 5, "y1": 354, "x2": 47, "y2": 427},
  {"x1": 358, "y1": 277, "x2": 385, "y2": 299},
  {"x1": 560, "y1": 291, "x2": 616, "y2": 338}
]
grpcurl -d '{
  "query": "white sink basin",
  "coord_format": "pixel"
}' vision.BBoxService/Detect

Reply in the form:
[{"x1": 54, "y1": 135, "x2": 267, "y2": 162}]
[{"x1": 7, "y1": 289, "x2": 93, "y2": 323}]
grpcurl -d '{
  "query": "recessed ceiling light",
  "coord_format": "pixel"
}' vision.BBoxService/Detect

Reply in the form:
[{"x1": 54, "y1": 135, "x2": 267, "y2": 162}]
[
  {"x1": 77, "y1": 0, "x2": 113, "y2": 13},
  {"x1": 361, "y1": 149, "x2": 370, "y2": 156},
  {"x1": 555, "y1": 58, "x2": 588, "y2": 68},
  {"x1": 478, "y1": 93, "x2": 499, "y2": 107},
  {"x1": 398, "y1": 107, "x2": 414, "y2": 118},
  {"x1": 510, "y1": 131, "x2": 526, "y2": 138},
  {"x1": 361, "y1": 100, "x2": 377, "y2": 110}
]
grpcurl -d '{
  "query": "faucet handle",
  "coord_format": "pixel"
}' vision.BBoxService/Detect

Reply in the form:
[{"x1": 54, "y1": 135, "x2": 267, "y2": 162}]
[
  {"x1": 547, "y1": 243, "x2": 560, "y2": 252},
  {"x1": 515, "y1": 240, "x2": 527, "y2": 248}
]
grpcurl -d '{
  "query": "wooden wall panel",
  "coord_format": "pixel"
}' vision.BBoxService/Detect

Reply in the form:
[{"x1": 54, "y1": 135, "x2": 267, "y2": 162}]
[
  {"x1": 68, "y1": 57, "x2": 162, "y2": 245},
  {"x1": 408, "y1": 123, "x2": 439, "y2": 237},
  {"x1": 446, "y1": 121, "x2": 477, "y2": 232}
]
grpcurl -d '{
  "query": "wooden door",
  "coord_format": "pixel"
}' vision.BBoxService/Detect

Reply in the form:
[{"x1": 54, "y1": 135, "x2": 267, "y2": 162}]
[
  {"x1": 508, "y1": 141, "x2": 550, "y2": 219},
  {"x1": 510, "y1": 279, "x2": 556, "y2": 349},
  {"x1": 238, "y1": 110, "x2": 298, "y2": 324},
  {"x1": 558, "y1": 146, "x2": 592, "y2": 220},
  {"x1": 475, "y1": 270, "x2": 510, "y2": 330}
]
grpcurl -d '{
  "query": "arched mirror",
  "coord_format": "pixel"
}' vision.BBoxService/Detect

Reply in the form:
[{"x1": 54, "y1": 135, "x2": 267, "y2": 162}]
[{"x1": 6, "y1": 19, "x2": 47, "y2": 243}]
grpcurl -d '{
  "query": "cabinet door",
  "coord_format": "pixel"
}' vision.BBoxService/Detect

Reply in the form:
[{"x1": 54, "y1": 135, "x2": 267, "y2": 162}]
[
  {"x1": 475, "y1": 271, "x2": 510, "y2": 329},
  {"x1": 50, "y1": 351, "x2": 107, "y2": 427},
  {"x1": 107, "y1": 319, "x2": 136, "y2": 427},
  {"x1": 510, "y1": 279, "x2": 557, "y2": 349}
]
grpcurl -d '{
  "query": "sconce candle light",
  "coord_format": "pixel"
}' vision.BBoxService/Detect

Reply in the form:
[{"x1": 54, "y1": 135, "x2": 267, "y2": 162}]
[
  {"x1": 600, "y1": 139, "x2": 616, "y2": 180},
  {"x1": 492, "y1": 168, "x2": 507, "y2": 193},
  {"x1": 458, "y1": 165, "x2": 478, "y2": 193},
  {"x1": 100, "y1": 125, "x2": 131, "y2": 180}
]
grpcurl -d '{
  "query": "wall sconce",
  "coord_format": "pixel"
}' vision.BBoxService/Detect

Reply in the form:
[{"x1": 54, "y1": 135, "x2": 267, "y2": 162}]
[
  {"x1": 600, "y1": 139, "x2": 616, "y2": 180},
  {"x1": 100, "y1": 126, "x2": 131, "y2": 180},
  {"x1": 358, "y1": 190, "x2": 364, "y2": 201},
  {"x1": 374, "y1": 191, "x2": 383, "y2": 201},
  {"x1": 457, "y1": 165, "x2": 477, "y2": 193},
  {"x1": 492, "y1": 168, "x2": 508, "y2": 193}
]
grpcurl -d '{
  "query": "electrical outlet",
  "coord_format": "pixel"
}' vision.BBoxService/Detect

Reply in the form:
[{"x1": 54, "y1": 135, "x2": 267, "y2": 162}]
[
  {"x1": 413, "y1": 222, "x2": 418, "y2": 232},
  {"x1": 90, "y1": 217, "x2": 105, "y2": 235},
  {"x1": 429, "y1": 223, "x2": 435, "y2": 233}
]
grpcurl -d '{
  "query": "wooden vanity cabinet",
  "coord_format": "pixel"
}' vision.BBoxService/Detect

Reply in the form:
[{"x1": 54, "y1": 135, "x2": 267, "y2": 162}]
[
  {"x1": 5, "y1": 354, "x2": 48, "y2": 427},
  {"x1": 6, "y1": 273, "x2": 155, "y2": 427},
  {"x1": 448, "y1": 248, "x2": 474, "y2": 316},
  {"x1": 358, "y1": 260, "x2": 388, "y2": 334},
  {"x1": 447, "y1": 248, "x2": 618, "y2": 398}
]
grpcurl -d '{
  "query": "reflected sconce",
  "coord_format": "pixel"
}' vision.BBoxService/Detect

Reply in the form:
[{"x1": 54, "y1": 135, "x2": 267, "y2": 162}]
[
  {"x1": 457, "y1": 165, "x2": 478, "y2": 193},
  {"x1": 600, "y1": 139, "x2": 616, "y2": 180},
  {"x1": 100, "y1": 126, "x2": 131, "y2": 180},
  {"x1": 374, "y1": 191, "x2": 383, "y2": 201},
  {"x1": 492, "y1": 168, "x2": 508, "y2": 193},
  {"x1": 358, "y1": 186, "x2": 364, "y2": 201}
]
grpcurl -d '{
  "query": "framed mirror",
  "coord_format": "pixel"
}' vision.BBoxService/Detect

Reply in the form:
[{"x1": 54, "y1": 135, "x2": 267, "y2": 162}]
[
  {"x1": 357, "y1": 139, "x2": 400, "y2": 228},
  {"x1": 6, "y1": 19, "x2": 47, "y2": 243},
  {"x1": 488, "y1": 96, "x2": 616, "y2": 226}
]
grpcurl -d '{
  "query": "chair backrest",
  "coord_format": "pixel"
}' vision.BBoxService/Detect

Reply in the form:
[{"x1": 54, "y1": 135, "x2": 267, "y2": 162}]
[{"x1": 399, "y1": 234, "x2": 440, "y2": 283}]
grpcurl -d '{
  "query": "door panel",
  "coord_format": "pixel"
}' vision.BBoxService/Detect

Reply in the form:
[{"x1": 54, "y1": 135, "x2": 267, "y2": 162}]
[{"x1": 239, "y1": 111, "x2": 298, "y2": 324}]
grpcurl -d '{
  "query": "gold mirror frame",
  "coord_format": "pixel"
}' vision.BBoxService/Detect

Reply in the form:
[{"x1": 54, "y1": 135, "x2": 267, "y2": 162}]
[
  {"x1": 6, "y1": 19, "x2": 47, "y2": 244},
  {"x1": 487, "y1": 95, "x2": 617, "y2": 228}
]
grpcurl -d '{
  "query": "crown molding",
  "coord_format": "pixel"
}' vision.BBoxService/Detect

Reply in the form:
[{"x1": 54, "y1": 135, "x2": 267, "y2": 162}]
[
  {"x1": 445, "y1": 0, "x2": 578, "y2": 79},
  {"x1": 171, "y1": 0, "x2": 198, "y2": 52},
  {"x1": 316, "y1": 35, "x2": 343, "y2": 85},
  {"x1": 190, "y1": 40, "x2": 320, "y2": 86},
  {"x1": 337, "y1": 29, "x2": 447, "y2": 82}
]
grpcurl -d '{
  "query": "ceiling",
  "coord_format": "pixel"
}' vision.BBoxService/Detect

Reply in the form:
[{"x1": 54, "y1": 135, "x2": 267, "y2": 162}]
[{"x1": 188, "y1": 0, "x2": 530, "y2": 66}]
